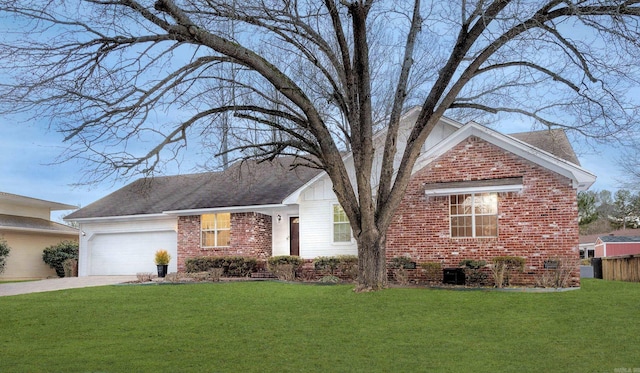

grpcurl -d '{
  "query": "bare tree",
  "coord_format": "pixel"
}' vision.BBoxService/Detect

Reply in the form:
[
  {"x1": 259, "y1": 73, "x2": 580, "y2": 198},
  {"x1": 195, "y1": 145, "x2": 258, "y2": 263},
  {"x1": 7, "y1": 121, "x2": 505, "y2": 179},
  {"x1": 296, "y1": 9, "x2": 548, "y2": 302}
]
[{"x1": 1, "y1": 1, "x2": 640, "y2": 290}]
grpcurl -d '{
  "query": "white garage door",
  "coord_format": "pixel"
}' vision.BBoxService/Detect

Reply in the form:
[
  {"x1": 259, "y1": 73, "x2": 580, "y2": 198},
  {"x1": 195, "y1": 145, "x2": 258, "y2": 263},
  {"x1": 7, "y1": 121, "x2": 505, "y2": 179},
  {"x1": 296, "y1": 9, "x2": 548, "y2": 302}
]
[{"x1": 88, "y1": 231, "x2": 177, "y2": 275}]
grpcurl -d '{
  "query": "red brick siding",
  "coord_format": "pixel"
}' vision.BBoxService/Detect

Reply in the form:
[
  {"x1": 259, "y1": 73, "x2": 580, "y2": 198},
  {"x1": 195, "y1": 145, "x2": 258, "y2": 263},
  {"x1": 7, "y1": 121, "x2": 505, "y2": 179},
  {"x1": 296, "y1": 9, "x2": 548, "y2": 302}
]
[
  {"x1": 176, "y1": 213, "x2": 272, "y2": 272},
  {"x1": 387, "y1": 136, "x2": 581, "y2": 286}
]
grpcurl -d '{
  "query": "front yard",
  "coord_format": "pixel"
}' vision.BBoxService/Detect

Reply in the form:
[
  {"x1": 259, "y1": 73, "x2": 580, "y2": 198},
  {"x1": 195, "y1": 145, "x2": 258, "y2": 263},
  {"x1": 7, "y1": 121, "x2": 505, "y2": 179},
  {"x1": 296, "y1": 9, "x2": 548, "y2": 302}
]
[{"x1": 0, "y1": 279, "x2": 638, "y2": 372}]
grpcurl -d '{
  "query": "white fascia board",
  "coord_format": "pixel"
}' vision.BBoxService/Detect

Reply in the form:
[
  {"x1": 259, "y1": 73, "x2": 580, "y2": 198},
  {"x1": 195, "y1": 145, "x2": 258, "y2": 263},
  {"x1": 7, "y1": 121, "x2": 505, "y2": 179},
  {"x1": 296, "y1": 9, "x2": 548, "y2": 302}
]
[
  {"x1": 282, "y1": 172, "x2": 327, "y2": 205},
  {"x1": 64, "y1": 213, "x2": 170, "y2": 223},
  {"x1": 415, "y1": 123, "x2": 597, "y2": 191},
  {"x1": 162, "y1": 204, "x2": 288, "y2": 216},
  {"x1": 424, "y1": 183, "x2": 523, "y2": 196}
]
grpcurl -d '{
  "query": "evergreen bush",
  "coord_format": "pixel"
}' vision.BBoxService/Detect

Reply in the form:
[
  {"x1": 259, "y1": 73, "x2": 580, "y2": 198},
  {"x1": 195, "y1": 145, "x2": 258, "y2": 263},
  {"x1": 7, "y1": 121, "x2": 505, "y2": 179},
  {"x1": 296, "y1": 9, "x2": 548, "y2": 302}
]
[
  {"x1": 267, "y1": 255, "x2": 303, "y2": 280},
  {"x1": 0, "y1": 238, "x2": 10, "y2": 275},
  {"x1": 42, "y1": 241, "x2": 79, "y2": 277},
  {"x1": 184, "y1": 256, "x2": 257, "y2": 277},
  {"x1": 459, "y1": 259, "x2": 487, "y2": 286}
]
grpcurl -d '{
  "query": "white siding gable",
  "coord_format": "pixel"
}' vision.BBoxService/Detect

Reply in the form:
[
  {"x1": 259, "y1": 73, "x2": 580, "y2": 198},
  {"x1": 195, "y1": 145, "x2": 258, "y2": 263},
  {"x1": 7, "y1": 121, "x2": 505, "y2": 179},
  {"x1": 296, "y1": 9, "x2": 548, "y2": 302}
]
[{"x1": 296, "y1": 114, "x2": 462, "y2": 258}]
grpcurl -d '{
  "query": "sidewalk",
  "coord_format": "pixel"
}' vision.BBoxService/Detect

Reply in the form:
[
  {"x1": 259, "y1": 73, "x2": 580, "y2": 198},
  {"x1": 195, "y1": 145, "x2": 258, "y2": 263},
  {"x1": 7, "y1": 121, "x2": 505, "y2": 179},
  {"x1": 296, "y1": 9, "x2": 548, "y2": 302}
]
[{"x1": 0, "y1": 276, "x2": 137, "y2": 297}]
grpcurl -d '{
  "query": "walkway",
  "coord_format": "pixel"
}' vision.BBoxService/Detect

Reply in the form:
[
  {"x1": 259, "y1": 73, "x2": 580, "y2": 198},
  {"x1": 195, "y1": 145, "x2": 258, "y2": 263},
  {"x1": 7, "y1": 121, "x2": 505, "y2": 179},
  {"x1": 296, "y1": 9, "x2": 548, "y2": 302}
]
[{"x1": 0, "y1": 276, "x2": 137, "y2": 297}]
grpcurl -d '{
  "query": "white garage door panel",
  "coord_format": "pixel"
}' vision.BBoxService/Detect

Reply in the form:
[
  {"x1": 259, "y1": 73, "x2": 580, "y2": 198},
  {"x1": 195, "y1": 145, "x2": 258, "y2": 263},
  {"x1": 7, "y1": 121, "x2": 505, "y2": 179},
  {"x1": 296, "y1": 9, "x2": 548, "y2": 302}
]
[{"x1": 89, "y1": 231, "x2": 177, "y2": 275}]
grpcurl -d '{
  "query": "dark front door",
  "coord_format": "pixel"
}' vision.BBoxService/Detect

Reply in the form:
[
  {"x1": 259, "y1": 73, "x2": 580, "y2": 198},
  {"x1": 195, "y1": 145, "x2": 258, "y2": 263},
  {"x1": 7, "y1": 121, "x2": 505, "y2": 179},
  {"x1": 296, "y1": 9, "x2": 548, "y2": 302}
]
[{"x1": 290, "y1": 217, "x2": 300, "y2": 256}]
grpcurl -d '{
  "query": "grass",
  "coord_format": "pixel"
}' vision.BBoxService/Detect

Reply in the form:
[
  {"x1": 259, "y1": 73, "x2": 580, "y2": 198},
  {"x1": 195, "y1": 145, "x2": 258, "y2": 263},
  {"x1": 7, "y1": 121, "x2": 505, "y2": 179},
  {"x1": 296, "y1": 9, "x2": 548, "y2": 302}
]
[{"x1": 0, "y1": 279, "x2": 638, "y2": 372}]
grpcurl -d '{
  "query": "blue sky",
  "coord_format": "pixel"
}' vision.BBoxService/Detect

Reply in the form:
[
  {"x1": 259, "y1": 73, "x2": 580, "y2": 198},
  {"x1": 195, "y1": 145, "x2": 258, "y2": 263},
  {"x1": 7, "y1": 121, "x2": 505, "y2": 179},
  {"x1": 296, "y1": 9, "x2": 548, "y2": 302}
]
[{"x1": 0, "y1": 112, "x2": 626, "y2": 223}]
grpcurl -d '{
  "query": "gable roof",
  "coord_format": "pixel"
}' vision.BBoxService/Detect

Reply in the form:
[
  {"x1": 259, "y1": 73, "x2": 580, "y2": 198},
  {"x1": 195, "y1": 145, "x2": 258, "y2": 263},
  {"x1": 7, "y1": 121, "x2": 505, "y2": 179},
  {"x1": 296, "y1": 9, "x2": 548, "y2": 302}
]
[
  {"x1": 413, "y1": 122, "x2": 596, "y2": 191},
  {"x1": 65, "y1": 157, "x2": 322, "y2": 220}
]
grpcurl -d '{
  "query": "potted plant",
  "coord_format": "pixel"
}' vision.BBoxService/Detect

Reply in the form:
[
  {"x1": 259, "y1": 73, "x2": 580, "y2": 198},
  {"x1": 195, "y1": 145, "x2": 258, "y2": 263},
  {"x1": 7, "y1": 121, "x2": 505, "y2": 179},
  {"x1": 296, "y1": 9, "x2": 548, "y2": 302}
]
[{"x1": 154, "y1": 249, "x2": 171, "y2": 278}]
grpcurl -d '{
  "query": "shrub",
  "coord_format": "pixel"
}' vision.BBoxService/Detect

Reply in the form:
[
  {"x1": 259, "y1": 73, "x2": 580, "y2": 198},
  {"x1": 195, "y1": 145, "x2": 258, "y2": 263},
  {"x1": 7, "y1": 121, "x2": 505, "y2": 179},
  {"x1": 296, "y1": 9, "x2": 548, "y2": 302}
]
[
  {"x1": 267, "y1": 256, "x2": 303, "y2": 281},
  {"x1": 208, "y1": 268, "x2": 225, "y2": 282},
  {"x1": 420, "y1": 262, "x2": 442, "y2": 283},
  {"x1": 154, "y1": 250, "x2": 171, "y2": 265},
  {"x1": 336, "y1": 255, "x2": 358, "y2": 282},
  {"x1": 319, "y1": 275, "x2": 341, "y2": 284},
  {"x1": 314, "y1": 256, "x2": 341, "y2": 274},
  {"x1": 459, "y1": 259, "x2": 487, "y2": 286},
  {"x1": 267, "y1": 255, "x2": 304, "y2": 267},
  {"x1": 389, "y1": 256, "x2": 415, "y2": 269},
  {"x1": 63, "y1": 258, "x2": 78, "y2": 277},
  {"x1": 490, "y1": 256, "x2": 526, "y2": 288},
  {"x1": 136, "y1": 272, "x2": 153, "y2": 282},
  {"x1": 225, "y1": 257, "x2": 257, "y2": 277},
  {"x1": 184, "y1": 256, "x2": 257, "y2": 277},
  {"x1": 534, "y1": 257, "x2": 577, "y2": 288},
  {"x1": 42, "y1": 241, "x2": 79, "y2": 277},
  {"x1": 0, "y1": 238, "x2": 10, "y2": 275},
  {"x1": 185, "y1": 256, "x2": 226, "y2": 272}
]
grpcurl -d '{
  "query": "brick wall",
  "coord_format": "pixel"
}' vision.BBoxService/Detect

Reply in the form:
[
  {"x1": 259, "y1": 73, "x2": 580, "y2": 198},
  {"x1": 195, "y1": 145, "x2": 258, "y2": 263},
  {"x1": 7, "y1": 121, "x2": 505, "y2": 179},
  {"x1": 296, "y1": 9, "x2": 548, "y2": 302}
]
[
  {"x1": 387, "y1": 136, "x2": 581, "y2": 286},
  {"x1": 176, "y1": 212, "x2": 273, "y2": 272}
]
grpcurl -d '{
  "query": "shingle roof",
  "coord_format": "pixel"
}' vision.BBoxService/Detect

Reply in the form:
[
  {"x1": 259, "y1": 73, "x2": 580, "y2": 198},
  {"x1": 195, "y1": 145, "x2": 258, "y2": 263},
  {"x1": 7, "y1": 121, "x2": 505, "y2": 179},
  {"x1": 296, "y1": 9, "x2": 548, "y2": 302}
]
[
  {"x1": 66, "y1": 157, "x2": 322, "y2": 219},
  {"x1": 580, "y1": 229, "x2": 640, "y2": 244},
  {"x1": 597, "y1": 235, "x2": 640, "y2": 243},
  {"x1": 509, "y1": 129, "x2": 580, "y2": 165},
  {"x1": 0, "y1": 214, "x2": 78, "y2": 234}
]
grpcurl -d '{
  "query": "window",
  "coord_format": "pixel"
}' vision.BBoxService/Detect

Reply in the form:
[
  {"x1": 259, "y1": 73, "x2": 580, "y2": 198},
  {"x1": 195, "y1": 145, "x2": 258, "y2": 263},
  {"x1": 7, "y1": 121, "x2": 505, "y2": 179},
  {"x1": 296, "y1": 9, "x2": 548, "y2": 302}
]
[
  {"x1": 333, "y1": 204, "x2": 351, "y2": 242},
  {"x1": 201, "y1": 213, "x2": 231, "y2": 247},
  {"x1": 450, "y1": 193, "x2": 498, "y2": 238}
]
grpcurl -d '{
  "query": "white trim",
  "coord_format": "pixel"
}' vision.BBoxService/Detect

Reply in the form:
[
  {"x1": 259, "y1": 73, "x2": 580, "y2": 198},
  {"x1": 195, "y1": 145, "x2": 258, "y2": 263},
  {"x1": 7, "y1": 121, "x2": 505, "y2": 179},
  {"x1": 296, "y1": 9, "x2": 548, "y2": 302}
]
[
  {"x1": 332, "y1": 203, "x2": 352, "y2": 244},
  {"x1": 449, "y1": 192, "x2": 499, "y2": 238},
  {"x1": 413, "y1": 122, "x2": 596, "y2": 191},
  {"x1": 86, "y1": 227, "x2": 176, "y2": 242},
  {"x1": 200, "y1": 212, "x2": 231, "y2": 248},
  {"x1": 425, "y1": 183, "x2": 523, "y2": 196},
  {"x1": 282, "y1": 109, "x2": 462, "y2": 205}
]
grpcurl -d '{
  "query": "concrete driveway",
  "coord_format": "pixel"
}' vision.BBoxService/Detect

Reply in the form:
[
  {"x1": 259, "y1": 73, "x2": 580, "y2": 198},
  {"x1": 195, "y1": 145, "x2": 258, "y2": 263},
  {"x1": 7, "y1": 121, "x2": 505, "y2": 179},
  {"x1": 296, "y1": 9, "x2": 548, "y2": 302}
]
[{"x1": 0, "y1": 276, "x2": 137, "y2": 297}]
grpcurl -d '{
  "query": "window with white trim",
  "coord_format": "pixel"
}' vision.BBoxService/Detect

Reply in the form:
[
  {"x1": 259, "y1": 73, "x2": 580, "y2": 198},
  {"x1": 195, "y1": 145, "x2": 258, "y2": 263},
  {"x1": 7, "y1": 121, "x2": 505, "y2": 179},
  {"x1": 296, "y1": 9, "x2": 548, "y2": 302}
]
[
  {"x1": 333, "y1": 204, "x2": 351, "y2": 242},
  {"x1": 201, "y1": 213, "x2": 231, "y2": 247},
  {"x1": 450, "y1": 193, "x2": 498, "y2": 238}
]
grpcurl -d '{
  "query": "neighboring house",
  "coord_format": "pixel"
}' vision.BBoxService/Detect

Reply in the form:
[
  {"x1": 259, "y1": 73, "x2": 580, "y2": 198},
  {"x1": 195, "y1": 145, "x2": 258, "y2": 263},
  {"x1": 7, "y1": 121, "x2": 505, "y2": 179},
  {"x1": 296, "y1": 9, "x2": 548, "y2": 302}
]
[
  {"x1": 594, "y1": 235, "x2": 640, "y2": 257},
  {"x1": 0, "y1": 192, "x2": 78, "y2": 279},
  {"x1": 66, "y1": 108, "x2": 596, "y2": 286},
  {"x1": 580, "y1": 229, "x2": 640, "y2": 259}
]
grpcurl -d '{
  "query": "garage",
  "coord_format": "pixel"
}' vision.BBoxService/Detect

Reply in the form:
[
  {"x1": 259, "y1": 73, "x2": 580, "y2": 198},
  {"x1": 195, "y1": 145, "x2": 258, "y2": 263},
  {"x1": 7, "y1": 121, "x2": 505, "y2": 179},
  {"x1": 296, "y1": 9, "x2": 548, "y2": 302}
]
[{"x1": 87, "y1": 230, "x2": 177, "y2": 276}]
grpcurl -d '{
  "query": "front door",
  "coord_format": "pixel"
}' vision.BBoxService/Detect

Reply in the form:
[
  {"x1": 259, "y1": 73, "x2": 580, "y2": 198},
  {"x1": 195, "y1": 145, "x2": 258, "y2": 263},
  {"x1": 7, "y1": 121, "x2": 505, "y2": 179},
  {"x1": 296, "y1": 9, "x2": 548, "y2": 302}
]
[{"x1": 289, "y1": 217, "x2": 300, "y2": 256}]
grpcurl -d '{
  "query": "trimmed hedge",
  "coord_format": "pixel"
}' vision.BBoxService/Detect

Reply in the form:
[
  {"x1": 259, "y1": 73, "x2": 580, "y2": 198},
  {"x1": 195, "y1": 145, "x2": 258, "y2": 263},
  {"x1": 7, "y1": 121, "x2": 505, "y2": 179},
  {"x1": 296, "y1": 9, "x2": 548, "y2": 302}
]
[
  {"x1": 267, "y1": 255, "x2": 304, "y2": 268},
  {"x1": 267, "y1": 256, "x2": 304, "y2": 281},
  {"x1": 184, "y1": 256, "x2": 257, "y2": 277}
]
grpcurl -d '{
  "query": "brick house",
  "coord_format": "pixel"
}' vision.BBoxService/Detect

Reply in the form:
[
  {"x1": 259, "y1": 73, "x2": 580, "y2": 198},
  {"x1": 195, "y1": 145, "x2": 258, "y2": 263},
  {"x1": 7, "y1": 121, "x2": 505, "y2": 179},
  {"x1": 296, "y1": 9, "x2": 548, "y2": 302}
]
[{"x1": 66, "y1": 108, "x2": 595, "y2": 286}]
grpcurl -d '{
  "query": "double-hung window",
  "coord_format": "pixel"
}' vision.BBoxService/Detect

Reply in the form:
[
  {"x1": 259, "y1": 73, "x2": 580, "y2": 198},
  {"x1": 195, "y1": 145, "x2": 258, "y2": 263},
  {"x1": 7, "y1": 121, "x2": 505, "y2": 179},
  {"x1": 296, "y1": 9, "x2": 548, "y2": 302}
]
[
  {"x1": 201, "y1": 213, "x2": 231, "y2": 247},
  {"x1": 333, "y1": 204, "x2": 351, "y2": 242},
  {"x1": 450, "y1": 193, "x2": 498, "y2": 238}
]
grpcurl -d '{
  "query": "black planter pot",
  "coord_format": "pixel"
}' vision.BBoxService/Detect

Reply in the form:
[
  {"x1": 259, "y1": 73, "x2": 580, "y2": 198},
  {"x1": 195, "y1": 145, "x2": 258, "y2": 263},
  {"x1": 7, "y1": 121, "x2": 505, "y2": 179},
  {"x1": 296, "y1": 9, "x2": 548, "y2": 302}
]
[{"x1": 157, "y1": 264, "x2": 169, "y2": 278}]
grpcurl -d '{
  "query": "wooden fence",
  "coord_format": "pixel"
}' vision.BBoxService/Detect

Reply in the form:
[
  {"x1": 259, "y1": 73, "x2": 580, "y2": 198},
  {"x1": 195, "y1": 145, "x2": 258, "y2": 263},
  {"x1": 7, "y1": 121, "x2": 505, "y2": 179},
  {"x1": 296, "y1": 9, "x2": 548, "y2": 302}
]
[{"x1": 602, "y1": 255, "x2": 640, "y2": 282}]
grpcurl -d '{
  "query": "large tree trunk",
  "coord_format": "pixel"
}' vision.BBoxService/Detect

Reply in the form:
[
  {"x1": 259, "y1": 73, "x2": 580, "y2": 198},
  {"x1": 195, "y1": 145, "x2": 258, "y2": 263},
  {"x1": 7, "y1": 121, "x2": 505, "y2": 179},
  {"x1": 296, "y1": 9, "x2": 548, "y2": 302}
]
[{"x1": 355, "y1": 231, "x2": 387, "y2": 292}]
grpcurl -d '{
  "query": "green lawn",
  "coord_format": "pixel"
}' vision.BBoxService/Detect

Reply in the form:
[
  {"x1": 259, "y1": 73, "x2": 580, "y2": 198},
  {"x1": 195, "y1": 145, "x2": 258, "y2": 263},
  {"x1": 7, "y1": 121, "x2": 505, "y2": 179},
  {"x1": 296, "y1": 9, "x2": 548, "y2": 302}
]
[{"x1": 0, "y1": 280, "x2": 638, "y2": 372}]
